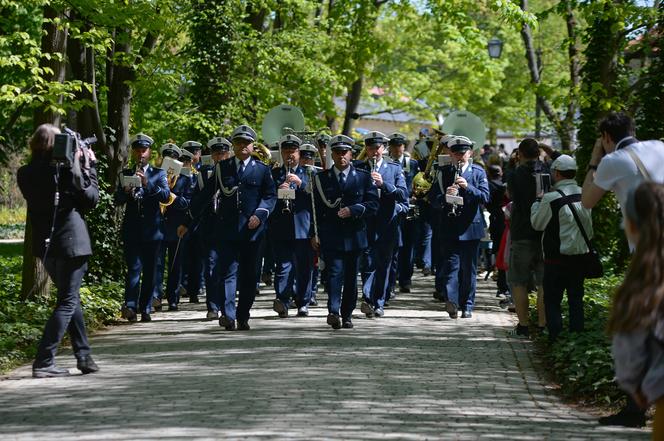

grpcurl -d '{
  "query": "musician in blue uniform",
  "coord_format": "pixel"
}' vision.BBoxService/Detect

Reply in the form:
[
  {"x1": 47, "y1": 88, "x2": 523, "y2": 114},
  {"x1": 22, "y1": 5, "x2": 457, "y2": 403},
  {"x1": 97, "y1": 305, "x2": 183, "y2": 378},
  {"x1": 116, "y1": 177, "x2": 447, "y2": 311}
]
[
  {"x1": 152, "y1": 143, "x2": 183, "y2": 311},
  {"x1": 386, "y1": 132, "x2": 420, "y2": 295},
  {"x1": 161, "y1": 148, "x2": 195, "y2": 311},
  {"x1": 181, "y1": 140, "x2": 202, "y2": 171},
  {"x1": 115, "y1": 134, "x2": 170, "y2": 322},
  {"x1": 313, "y1": 135, "x2": 379, "y2": 329},
  {"x1": 269, "y1": 135, "x2": 315, "y2": 318},
  {"x1": 182, "y1": 126, "x2": 276, "y2": 330},
  {"x1": 183, "y1": 137, "x2": 232, "y2": 319},
  {"x1": 178, "y1": 140, "x2": 203, "y2": 301},
  {"x1": 428, "y1": 136, "x2": 490, "y2": 319},
  {"x1": 299, "y1": 143, "x2": 322, "y2": 306},
  {"x1": 356, "y1": 131, "x2": 409, "y2": 318}
]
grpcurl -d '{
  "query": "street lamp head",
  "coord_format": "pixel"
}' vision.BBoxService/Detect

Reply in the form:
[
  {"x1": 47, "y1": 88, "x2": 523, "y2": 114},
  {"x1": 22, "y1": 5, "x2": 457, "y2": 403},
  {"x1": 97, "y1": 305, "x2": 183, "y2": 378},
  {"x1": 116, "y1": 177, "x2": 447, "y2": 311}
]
[{"x1": 488, "y1": 37, "x2": 503, "y2": 59}]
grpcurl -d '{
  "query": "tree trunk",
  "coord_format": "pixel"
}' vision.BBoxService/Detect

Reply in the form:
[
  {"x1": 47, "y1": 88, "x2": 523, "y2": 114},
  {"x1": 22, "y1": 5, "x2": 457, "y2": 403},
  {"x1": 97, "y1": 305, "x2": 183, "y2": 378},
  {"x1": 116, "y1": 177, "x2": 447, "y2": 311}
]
[
  {"x1": 106, "y1": 33, "x2": 133, "y2": 189},
  {"x1": 22, "y1": 4, "x2": 69, "y2": 300},
  {"x1": 342, "y1": 77, "x2": 363, "y2": 135},
  {"x1": 33, "y1": 5, "x2": 68, "y2": 127}
]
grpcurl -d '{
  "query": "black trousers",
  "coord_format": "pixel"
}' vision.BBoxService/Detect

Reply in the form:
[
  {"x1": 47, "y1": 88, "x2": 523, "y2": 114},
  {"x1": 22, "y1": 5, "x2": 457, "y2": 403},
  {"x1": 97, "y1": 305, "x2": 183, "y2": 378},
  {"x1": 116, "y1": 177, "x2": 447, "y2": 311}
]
[
  {"x1": 34, "y1": 256, "x2": 91, "y2": 368},
  {"x1": 543, "y1": 257, "x2": 585, "y2": 341}
]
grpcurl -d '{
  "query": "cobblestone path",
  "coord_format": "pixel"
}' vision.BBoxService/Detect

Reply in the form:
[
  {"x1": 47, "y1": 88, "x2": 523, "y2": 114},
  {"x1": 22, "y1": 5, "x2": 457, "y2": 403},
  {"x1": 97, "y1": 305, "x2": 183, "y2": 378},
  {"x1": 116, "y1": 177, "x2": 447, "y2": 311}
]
[{"x1": 0, "y1": 274, "x2": 649, "y2": 440}]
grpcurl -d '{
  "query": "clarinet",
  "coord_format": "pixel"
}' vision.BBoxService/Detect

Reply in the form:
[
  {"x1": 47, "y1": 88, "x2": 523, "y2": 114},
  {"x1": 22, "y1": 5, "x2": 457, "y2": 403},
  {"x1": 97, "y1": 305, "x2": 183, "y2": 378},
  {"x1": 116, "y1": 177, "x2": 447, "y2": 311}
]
[
  {"x1": 448, "y1": 160, "x2": 463, "y2": 217},
  {"x1": 283, "y1": 158, "x2": 294, "y2": 214}
]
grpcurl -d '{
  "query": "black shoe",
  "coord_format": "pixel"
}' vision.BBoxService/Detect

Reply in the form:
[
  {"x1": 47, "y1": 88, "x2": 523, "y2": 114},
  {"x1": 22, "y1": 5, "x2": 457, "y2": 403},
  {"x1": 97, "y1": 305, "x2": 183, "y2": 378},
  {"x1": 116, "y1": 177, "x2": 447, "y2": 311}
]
[
  {"x1": 237, "y1": 321, "x2": 250, "y2": 331},
  {"x1": 598, "y1": 409, "x2": 646, "y2": 428},
  {"x1": 121, "y1": 305, "x2": 137, "y2": 322},
  {"x1": 77, "y1": 355, "x2": 100, "y2": 375},
  {"x1": 297, "y1": 306, "x2": 309, "y2": 317},
  {"x1": 360, "y1": 300, "x2": 374, "y2": 318},
  {"x1": 374, "y1": 308, "x2": 384, "y2": 318},
  {"x1": 168, "y1": 304, "x2": 179, "y2": 311},
  {"x1": 189, "y1": 295, "x2": 200, "y2": 304},
  {"x1": 152, "y1": 297, "x2": 162, "y2": 312},
  {"x1": 261, "y1": 272, "x2": 273, "y2": 286},
  {"x1": 342, "y1": 318, "x2": 354, "y2": 329},
  {"x1": 219, "y1": 316, "x2": 236, "y2": 331},
  {"x1": 327, "y1": 313, "x2": 341, "y2": 329},
  {"x1": 140, "y1": 313, "x2": 152, "y2": 322},
  {"x1": 309, "y1": 298, "x2": 318, "y2": 307},
  {"x1": 445, "y1": 302, "x2": 458, "y2": 319},
  {"x1": 461, "y1": 310, "x2": 472, "y2": 319},
  {"x1": 433, "y1": 291, "x2": 444, "y2": 301},
  {"x1": 273, "y1": 299, "x2": 288, "y2": 318},
  {"x1": 399, "y1": 285, "x2": 411, "y2": 293},
  {"x1": 422, "y1": 267, "x2": 432, "y2": 276},
  {"x1": 32, "y1": 365, "x2": 70, "y2": 378},
  {"x1": 509, "y1": 324, "x2": 529, "y2": 338}
]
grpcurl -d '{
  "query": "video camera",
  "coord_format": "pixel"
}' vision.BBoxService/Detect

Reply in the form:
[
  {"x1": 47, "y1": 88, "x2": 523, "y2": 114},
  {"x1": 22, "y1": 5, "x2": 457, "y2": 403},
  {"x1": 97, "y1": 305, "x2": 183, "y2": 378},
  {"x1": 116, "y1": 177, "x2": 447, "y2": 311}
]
[
  {"x1": 533, "y1": 162, "x2": 551, "y2": 197},
  {"x1": 52, "y1": 127, "x2": 97, "y2": 167}
]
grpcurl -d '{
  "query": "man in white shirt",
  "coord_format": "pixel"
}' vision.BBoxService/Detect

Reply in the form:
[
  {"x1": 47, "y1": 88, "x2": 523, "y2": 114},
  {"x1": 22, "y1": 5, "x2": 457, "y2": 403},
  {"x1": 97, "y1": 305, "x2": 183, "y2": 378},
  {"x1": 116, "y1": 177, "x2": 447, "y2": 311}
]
[
  {"x1": 581, "y1": 111, "x2": 664, "y2": 428},
  {"x1": 582, "y1": 112, "x2": 664, "y2": 215}
]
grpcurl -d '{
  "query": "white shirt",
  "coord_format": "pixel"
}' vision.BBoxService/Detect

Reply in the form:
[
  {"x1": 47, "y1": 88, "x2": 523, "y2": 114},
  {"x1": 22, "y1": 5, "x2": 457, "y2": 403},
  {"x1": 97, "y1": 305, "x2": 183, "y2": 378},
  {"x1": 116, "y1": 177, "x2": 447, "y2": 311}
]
[
  {"x1": 333, "y1": 166, "x2": 350, "y2": 183},
  {"x1": 235, "y1": 156, "x2": 251, "y2": 172},
  {"x1": 595, "y1": 139, "x2": 664, "y2": 214}
]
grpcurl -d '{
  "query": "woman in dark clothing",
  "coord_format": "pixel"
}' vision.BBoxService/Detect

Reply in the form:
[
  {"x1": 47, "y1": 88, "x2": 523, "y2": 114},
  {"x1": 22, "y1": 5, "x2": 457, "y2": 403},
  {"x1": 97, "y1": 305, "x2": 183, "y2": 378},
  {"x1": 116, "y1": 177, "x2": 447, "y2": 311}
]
[{"x1": 17, "y1": 124, "x2": 100, "y2": 378}]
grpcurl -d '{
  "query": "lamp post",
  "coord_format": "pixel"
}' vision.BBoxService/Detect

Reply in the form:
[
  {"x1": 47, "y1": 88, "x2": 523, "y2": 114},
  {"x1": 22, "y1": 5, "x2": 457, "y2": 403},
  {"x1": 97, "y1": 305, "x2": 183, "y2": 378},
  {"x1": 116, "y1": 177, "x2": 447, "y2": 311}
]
[{"x1": 487, "y1": 38, "x2": 503, "y2": 59}]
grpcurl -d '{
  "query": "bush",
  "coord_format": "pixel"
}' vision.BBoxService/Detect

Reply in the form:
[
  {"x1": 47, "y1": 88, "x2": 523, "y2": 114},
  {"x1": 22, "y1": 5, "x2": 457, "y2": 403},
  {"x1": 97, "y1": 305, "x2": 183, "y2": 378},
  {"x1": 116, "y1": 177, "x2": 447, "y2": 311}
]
[
  {"x1": 531, "y1": 275, "x2": 625, "y2": 406},
  {"x1": 0, "y1": 253, "x2": 124, "y2": 373}
]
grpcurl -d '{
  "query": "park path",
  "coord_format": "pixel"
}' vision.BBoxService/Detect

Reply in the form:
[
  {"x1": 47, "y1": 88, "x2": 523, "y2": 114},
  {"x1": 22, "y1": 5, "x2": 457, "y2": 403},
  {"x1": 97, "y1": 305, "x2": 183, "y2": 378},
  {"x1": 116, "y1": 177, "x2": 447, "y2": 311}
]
[{"x1": 0, "y1": 273, "x2": 649, "y2": 440}]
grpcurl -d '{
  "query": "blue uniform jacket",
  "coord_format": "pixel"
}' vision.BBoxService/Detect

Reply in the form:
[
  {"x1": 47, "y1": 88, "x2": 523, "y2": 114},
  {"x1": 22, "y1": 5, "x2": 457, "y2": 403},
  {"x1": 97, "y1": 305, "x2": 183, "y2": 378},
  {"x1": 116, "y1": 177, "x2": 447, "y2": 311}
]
[
  {"x1": 115, "y1": 165, "x2": 170, "y2": 242},
  {"x1": 268, "y1": 165, "x2": 312, "y2": 240},
  {"x1": 189, "y1": 164, "x2": 216, "y2": 237},
  {"x1": 163, "y1": 173, "x2": 195, "y2": 242},
  {"x1": 354, "y1": 159, "x2": 409, "y2": 243},
  {"x1": 392, "y1": 156, "x2": 419, "y2": 194},
  {"x1": 189, "y1": 157, "x2": 276, "y2": 242},
  {"x1": 313, "y1": 166, "x2": 379, "y2": 251},
  {"x1": 428, "y1": 163, "x2": 490, "y2": 241}
]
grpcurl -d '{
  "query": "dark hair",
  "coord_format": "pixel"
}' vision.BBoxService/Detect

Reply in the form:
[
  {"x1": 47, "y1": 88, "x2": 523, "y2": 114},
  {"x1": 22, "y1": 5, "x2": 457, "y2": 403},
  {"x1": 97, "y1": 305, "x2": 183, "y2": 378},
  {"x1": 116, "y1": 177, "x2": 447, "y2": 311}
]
[
  {"x1": 488, "y1": 165, "x2": 502, "y2": 179},
  {"x1": 598, "y1": 112, "x2": 635, "y2": 143},
  {"x1": 608, "y1": 182, "x2": 664, "y2": 334},
  {"x1": 518, "y1": 138, "x2": 540, "y2": 160},
  {"x1": 29, "y1": 124, "x2": 59, "y2": 157},
  {"x1": 558, "y1": 169, "x2": 576, "y2": 179}
]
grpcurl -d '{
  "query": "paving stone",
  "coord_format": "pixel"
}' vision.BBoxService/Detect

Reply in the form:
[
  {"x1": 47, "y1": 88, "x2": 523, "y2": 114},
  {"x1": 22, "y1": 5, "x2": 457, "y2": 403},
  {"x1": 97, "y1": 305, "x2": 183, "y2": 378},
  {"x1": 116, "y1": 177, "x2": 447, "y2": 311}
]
[{"x1": 0, "y1": 275, "x2": 649, "y2": 440}]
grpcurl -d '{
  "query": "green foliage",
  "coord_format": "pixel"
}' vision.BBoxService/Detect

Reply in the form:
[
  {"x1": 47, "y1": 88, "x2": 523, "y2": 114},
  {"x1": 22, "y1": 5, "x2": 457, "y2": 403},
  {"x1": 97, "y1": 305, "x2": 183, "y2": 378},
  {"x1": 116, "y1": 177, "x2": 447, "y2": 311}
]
[
  {"x1": 531, "y1": 275, "x2": 626, "y2": 406},
  {"x1": 0, "y1": 252, "x2": 123, "y2": 372},
  {"x1": 84, "y1": 156, "x2": 125, "y2": 284}
]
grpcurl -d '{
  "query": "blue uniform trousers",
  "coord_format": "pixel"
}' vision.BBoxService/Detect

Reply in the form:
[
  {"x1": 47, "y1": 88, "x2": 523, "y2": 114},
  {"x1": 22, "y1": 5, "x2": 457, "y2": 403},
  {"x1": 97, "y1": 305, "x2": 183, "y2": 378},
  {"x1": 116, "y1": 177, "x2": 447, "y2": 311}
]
[
  {"x1": 273, "y1": 239, "x2": 313, "y2": 310},
  {"x1": 362, "y1": 233, "x2": 399, "y2": 309},
  {"x1": 215, "y1": 239, "x2": 261, "y2": 322},
  {"x1": 34, "y1": 256, "x2": 90, "y2": 368},
  {"x1": 164, "y1": 238, "x2": 186, "y2": 305},
  {"x1": 323, "y1": 249, "x2": 361, "y2": 319},
  {"x1": 124, "y1": 240, "x2": 160, "y2": 314},
  {"x1": 153, "y1": 241, "x2": 166, "y2": 301},
  {"x1": 439, "y1": 238, "x2": 480, "y2": 312},
  {"x1": 184, "y1": 230, "x2": 206, "y2": 297},
  {"x1": 397, "y1": 217, "x2": 417, "y2": 287},
  {"x1": 205, "y1": 244, "x2": 220, "y2": 313},
  {"x1": 414, "y1": 216, "x2": 432, "y2": 269}
]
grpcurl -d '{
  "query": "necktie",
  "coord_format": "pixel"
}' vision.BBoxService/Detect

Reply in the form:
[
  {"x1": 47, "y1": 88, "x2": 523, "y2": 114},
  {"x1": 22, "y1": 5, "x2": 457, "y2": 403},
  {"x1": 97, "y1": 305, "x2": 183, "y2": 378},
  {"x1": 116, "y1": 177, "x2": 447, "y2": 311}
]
[
  {"x1": 238, "y1": 161, "x2": 245, "y2": 179},
  {"x1": 338, "y1": 171, "x2": 346, "y2": 189}
]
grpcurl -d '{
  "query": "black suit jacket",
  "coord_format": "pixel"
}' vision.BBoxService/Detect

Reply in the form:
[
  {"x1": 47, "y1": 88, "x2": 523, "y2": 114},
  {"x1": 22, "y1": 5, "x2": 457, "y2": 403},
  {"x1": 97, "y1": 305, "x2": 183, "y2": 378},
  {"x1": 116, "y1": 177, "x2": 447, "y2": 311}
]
[{"x1": 17, "y1": 154, "x2": 99, "y2": 259}]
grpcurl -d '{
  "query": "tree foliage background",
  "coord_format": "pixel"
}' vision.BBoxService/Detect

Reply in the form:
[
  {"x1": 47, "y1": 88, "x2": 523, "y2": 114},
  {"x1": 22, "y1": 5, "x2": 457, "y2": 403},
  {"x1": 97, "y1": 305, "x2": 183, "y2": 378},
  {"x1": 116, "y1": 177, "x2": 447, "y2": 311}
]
[{"x1": 1, "y1": 0, "x2": 662, "y2": 282}]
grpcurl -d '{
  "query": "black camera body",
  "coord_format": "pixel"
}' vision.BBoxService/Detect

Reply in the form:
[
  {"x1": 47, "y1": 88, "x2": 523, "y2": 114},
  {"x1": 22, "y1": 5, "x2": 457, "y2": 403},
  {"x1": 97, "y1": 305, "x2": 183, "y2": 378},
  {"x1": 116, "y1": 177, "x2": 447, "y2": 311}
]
[
  {"x1": 52, "y1": 132, "x2": 77, "y2": 167},
  {"x1": 52, "y1": 128, "x2": 96, "y2": 168}
]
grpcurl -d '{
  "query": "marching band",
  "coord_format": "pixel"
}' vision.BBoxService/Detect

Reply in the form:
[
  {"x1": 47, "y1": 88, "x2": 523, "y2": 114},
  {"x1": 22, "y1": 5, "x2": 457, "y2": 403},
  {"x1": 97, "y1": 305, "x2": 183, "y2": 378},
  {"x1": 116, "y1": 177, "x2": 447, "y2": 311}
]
[{"x1": 115, "y1": 108, "x2": 491, "y2": 329}]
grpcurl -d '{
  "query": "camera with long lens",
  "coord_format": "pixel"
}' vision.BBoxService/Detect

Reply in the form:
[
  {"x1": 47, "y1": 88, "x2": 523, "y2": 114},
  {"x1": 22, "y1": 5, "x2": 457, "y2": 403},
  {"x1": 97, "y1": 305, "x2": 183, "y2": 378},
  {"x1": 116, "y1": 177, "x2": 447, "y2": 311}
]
[{"x1": 52, "y1": 127, "x2": 96, "y2": 167}]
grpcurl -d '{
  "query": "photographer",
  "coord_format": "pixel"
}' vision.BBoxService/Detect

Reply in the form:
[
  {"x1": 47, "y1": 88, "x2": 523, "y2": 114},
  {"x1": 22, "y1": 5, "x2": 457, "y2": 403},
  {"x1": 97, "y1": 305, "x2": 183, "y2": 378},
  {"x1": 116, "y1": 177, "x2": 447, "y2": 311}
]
[
  {"x1": 506, "y1": 138, "x2": 548, "y2": 337},
  {"x1": 17, "y1": 124, "x2": 100, "y2": 378}
]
